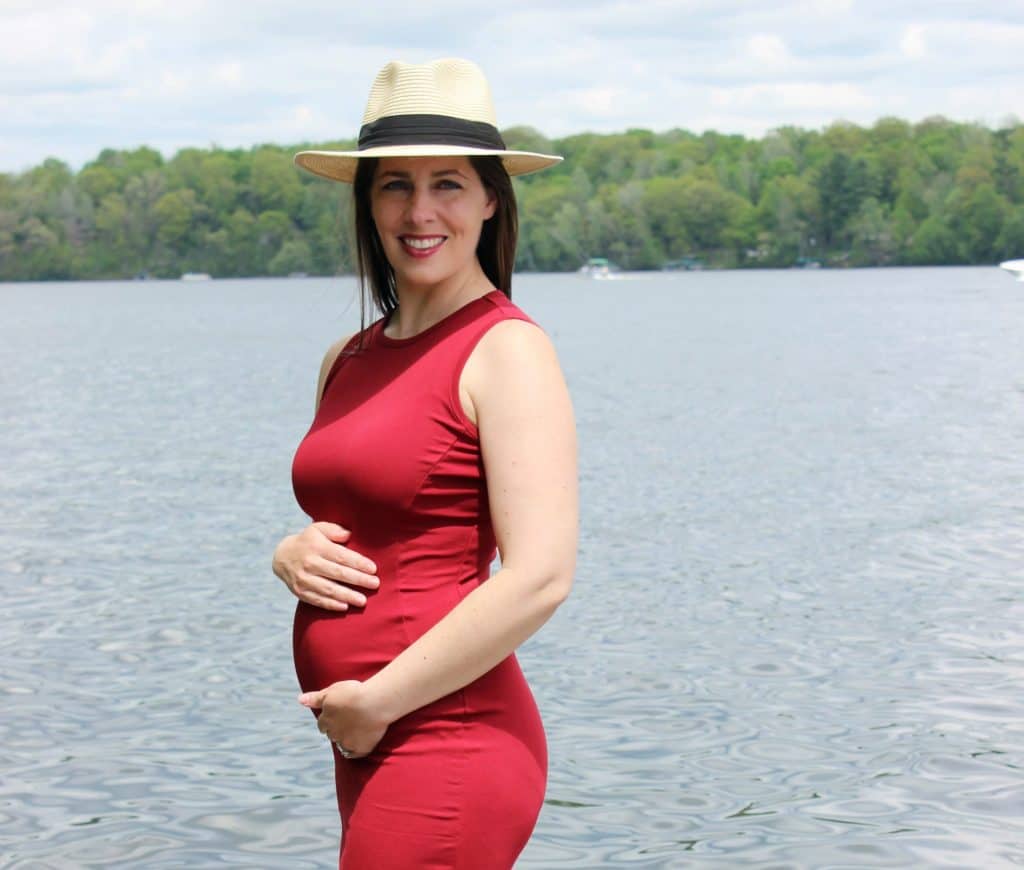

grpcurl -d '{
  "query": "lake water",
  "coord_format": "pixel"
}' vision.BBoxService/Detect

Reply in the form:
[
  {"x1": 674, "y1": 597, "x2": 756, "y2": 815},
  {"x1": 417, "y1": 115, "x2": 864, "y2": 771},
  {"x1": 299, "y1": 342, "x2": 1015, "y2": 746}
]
[{"x1": 1, "y1": 268, "x2": 1022, "y2": 868}]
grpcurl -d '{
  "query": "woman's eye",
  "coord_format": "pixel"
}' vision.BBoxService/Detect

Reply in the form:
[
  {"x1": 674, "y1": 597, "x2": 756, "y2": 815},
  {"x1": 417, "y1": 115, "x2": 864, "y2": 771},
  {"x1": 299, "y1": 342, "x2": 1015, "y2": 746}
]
[
  {"x1": 436, "y1": 179, "x2": 462, "y2": 190},
  {"x1": 381, "y1": 180, "x2": 411, "y2": 192}
]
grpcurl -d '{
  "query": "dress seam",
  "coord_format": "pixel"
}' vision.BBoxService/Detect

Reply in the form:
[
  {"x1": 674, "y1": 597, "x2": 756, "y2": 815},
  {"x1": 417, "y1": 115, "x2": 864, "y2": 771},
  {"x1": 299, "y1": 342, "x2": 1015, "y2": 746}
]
[
  {"x1": 393, "y1": 432, "x2": 462, "y2": 652},
  {"x1": 403, "y1": 431, "x2": 462, "y2": 515}
]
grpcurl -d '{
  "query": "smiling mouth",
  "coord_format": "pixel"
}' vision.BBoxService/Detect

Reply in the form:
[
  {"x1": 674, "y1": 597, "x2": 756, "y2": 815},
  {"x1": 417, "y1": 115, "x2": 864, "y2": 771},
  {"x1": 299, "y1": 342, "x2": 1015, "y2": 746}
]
[{"x1": 401, "y1": 234, "x2": 446, "y2": 253}]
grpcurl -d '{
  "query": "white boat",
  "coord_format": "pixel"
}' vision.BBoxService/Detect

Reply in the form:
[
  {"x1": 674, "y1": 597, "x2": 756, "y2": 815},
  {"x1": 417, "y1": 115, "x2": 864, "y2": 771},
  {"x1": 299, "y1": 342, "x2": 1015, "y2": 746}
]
[
  {"x1": 998, "y1": 260, "x2": 1024, "y2": 281},
  {"x1": 180, "y1": 272, "x2": 212, "y2": 281},
  {"x1": 578, "y1": 257, "x2": 620, "y2": 279}
]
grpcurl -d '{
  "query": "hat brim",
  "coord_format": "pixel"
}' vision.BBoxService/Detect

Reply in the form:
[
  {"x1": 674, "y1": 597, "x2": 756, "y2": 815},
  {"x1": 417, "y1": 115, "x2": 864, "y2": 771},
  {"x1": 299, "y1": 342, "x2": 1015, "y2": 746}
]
[{"x1": 294, "y1": 145, "x2": 562, "y2": 183}]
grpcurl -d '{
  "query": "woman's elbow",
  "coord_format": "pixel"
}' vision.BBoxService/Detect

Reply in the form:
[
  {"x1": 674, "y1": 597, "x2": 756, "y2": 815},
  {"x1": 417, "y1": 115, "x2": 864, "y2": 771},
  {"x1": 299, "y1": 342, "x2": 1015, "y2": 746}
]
[
  {"x1": 503, "y1": 549, "x2": 575, "y2": 615},
  {"x1": 536, "y1": 563, "x2": 574, "y2": 613}
]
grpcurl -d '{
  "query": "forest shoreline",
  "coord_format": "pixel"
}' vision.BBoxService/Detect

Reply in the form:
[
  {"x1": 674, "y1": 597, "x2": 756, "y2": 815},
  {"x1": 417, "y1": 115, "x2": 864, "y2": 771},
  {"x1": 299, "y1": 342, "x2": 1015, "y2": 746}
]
[{"x1": 2, "y1": 116, "x2": 1022, "y2": 282}]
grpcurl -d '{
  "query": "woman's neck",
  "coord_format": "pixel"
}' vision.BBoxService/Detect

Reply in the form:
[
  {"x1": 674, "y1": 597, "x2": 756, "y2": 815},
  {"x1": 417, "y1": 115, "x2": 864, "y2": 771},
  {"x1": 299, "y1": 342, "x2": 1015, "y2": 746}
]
[{"x1": 387, "y1": 266, "x2": 494, "y2": 340}]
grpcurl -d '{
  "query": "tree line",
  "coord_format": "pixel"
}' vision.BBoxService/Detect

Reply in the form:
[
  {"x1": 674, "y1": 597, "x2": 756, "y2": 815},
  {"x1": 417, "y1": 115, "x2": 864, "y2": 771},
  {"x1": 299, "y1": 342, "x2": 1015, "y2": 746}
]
[{"x1": 1, "y1": 115, "x2": 1023, "y2": 281}]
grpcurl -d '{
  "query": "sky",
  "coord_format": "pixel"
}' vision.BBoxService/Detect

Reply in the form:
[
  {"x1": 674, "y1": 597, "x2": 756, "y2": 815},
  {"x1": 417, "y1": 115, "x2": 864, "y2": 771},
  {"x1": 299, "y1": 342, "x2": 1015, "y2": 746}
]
[{"x1": 1, "y1": 0, "x2": 1021, "y2": 173}]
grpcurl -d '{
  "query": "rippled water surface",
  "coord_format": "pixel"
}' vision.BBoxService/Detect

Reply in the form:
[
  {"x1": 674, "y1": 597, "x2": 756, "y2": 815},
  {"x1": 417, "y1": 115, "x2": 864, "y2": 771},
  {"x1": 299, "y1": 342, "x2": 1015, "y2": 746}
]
[{"x1": 2, "y1": 269, "x2": 1023, "y2": 868}]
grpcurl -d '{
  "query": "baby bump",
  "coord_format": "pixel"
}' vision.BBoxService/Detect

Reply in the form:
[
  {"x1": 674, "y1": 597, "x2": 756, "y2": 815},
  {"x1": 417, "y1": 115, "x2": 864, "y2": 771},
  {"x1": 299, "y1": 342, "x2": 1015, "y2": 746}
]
[
  {"x1": 292, "y1": 577, "x2": 471, "y2": 691},
  {"x1": 293, "y1": 600, "x2": 404, "y2": 690}
]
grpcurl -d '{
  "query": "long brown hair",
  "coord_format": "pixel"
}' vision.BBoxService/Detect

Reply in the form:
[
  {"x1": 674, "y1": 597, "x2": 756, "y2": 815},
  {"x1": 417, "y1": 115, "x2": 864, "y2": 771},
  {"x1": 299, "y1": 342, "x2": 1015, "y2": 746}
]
[{"x1": 352, "y1": 156, "x2": 518, "y2": 326}]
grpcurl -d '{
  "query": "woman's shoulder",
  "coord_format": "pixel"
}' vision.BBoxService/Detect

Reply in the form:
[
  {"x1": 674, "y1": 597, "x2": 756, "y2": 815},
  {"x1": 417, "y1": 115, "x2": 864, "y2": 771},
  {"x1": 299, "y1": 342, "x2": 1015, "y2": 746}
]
[
  {"x1": 314, "y1": 315, "x2": 392, "y2": 409},
  {"x1": 481, "y1": 290, "x2": 538, "y2": 327},
  {"x1": 314, "y1": 331, "x2": 365, "y2": 411},
  {"x1": 473, "y1": 317, "x2": 554, "y2": 366},
  {"x1": 460, "y1": 301, "x2": 571, "y2": 431},
  {"x1": 464, "y1": 309, "x2": 561, "y2": 400},
  {"x1": 469, "y1": 291, "x2": 552, "y2": 361}
]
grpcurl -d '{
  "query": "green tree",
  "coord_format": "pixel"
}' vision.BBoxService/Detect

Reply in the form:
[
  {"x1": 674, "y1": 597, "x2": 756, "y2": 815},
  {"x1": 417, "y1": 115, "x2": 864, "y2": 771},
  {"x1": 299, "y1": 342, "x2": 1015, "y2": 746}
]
[
  {"x1": 908, "y1": 214, "x2": 961, "y2": 264},
  {"x1": 154, "y1": 189, "x2": 202, "y2": 252},
  {"x1": 600, "y1": 181, "x2": 661, "y2": 269},
  {"x1": 953, "y1": 183, "x2": 1010, "y2": 262},
  {"x1": 996, "y1": 127, "x2": 1024, "y2": 203},
  {"x1": 502, "y1": 126, "x2": 557, "y2": 158},
  {"x1": 4, "y1": 116, "x2": 1024, "y2": 280},
  {"x1": 122, "y1": 170, "x2": 166, "y2": 272},
  {"x1": 77, "y1": 165, "x2": 120, "y2": 202},
  {"x1": 816, "y1": 152, "x2": 870, "y2": 246},
  {"x1": 249, "y1": 148, "x2": 303, "y2": 214},
  {"x1": 755, "y1": 175, "x2": 819, "y2": 265},
  {"x1": 16, "y1": 216, "x2": 71, "y2": 279},
  {"x1": 25, "y1": 158, "x2": 74, "y2": 195},
  {"x1": 848, "y1": 197, "x2": 897, "y2": 265},
  {"x1": 225, "y1": 208, "x2": 259, "y2": 275},
  {"x1": 0, "y1": 209, "x2": 19, "y2": 278},
  {"x1": 995, "y1": 206, "x2": 1024, "y2": 259},
  {"x1": 642, "y1": 177, "x2": 693, "y2": 259},
  {"x1": 254, "y1": 209, "x2": 293, "y2": 272},
  {"x1": 269, "y1": 238, "x2": 313, "y2": 275}
]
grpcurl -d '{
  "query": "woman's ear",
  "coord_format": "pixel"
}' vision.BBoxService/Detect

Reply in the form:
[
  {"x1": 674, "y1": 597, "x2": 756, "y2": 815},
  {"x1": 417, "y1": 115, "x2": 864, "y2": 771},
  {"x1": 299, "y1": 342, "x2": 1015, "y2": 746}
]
[{"x1": 483, "y1": 188, "x2": 497, "y2": 221}]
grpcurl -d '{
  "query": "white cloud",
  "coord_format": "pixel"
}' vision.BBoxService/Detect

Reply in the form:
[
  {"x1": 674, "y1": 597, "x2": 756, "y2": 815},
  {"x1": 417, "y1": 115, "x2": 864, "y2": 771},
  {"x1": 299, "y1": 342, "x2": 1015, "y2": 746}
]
[
  {"x1": 575, "y1": 87, "x2": 630, "y2": 117},
  {"x1": 900, "y1": 24, "x2": 927, "y2": 58},
  {"x1": 0, "y1": 7, "x2": 92, "y2": 67},
  {"x1": 0, "y1": 1, "x2": 1022, "y2": 171},
  {"x1": 711, "y1": 82, "x2": 874, "y2": 113},
  {"x1": 747, "y1": 33, "x2": 793, "y2": 67},
  {"x1": 802, "y1": 0, "x2": 854, "y2": 13},
  {"x1": 158, "y1": 70, "x2": 191, "y2": 98},
  {"x1": 214, "y1": 61, "x2": 244, "y2": 88}
]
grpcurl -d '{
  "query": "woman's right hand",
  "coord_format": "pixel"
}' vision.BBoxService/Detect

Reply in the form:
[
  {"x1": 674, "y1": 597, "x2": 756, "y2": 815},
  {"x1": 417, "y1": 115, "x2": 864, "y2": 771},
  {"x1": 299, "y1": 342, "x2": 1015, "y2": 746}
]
[{"x1": 272, "y1": 522, "x2": 379, "y2": 611}]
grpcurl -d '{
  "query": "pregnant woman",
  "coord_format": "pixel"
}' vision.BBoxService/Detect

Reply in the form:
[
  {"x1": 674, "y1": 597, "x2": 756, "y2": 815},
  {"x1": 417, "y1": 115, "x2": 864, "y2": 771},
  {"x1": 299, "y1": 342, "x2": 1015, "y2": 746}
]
[{"x1": 272, "y1": 58, "x2": 578, "y2": 868}]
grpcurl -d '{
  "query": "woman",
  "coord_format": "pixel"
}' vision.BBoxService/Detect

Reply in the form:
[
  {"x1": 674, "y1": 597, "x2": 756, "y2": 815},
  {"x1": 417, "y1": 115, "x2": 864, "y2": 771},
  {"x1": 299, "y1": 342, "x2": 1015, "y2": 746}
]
[{"x1": 272, "y1": 58, "x2": 577, "y2": 868}]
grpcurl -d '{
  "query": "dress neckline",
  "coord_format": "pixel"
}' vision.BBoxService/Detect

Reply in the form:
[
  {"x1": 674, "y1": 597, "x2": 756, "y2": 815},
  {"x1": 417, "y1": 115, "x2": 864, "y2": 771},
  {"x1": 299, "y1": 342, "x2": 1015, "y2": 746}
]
[{"x1": 376, "y1": 289, "x2": 502, "y2": 348}]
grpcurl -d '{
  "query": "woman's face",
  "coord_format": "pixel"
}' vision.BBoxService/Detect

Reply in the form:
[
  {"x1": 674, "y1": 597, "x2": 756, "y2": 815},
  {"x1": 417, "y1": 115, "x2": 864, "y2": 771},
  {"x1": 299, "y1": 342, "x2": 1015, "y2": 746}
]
[{"x1": 370, "y1": 156, "x2": 497, "y2": 292}]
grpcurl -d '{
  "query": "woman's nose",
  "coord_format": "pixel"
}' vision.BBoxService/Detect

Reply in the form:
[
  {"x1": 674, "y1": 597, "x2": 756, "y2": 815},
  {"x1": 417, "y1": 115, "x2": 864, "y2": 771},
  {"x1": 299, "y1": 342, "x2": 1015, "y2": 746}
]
[{"x1": 406, "y1": 187, "x2": 435, "y2": 224}]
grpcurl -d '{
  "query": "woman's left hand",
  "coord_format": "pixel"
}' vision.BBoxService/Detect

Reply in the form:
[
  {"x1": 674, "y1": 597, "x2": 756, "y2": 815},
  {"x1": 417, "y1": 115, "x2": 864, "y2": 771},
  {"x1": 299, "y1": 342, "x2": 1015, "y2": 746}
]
[{"x1": 298, "y1": 681, "x2": 390, "y2": 759}]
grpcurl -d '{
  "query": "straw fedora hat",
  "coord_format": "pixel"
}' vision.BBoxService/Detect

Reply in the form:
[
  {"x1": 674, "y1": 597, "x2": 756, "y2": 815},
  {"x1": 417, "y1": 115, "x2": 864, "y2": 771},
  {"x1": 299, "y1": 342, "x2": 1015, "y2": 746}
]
[{"x1": 294, "y1": 58, "x2": 562, "y2": 184}]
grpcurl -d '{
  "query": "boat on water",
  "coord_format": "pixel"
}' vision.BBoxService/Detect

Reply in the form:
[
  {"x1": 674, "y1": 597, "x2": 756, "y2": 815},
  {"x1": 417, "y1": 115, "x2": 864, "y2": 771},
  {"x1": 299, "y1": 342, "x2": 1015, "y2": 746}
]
[
  {"x1": 793, "y1": 257, "x2": 822, "y2": 269},
  {"x1": 662, "y1": 257, "x2": 704, "y2": 272},
  {"x1": 180, "y1": 272, "x2": 212, "y2": 281},
  {"x1": 999, "y1": 260, "x2": 1024, "y2": 281},
  {"x1": 578, "y1": 257, "x2": 620, "y2": 279}
]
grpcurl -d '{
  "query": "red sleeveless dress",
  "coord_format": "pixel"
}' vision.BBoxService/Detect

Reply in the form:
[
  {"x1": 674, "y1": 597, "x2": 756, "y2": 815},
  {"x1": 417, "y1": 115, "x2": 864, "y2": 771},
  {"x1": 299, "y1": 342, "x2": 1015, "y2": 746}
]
[{"x1": 291, "y1": 290, "x2": 547, "y2": 869}]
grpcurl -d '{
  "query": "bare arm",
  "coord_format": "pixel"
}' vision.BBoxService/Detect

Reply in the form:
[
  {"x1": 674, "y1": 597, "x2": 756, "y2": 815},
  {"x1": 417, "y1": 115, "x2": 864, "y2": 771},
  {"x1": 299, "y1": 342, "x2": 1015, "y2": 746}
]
[
  {"x1": 313, "y1": 333, "x2": 354, "y2": 413},
  {"x1": 273, "y1": 333, "x2": 379, "y2": 610},
  {"x1": 302, "y1": 320, "x2": 578, "y2": 751}
]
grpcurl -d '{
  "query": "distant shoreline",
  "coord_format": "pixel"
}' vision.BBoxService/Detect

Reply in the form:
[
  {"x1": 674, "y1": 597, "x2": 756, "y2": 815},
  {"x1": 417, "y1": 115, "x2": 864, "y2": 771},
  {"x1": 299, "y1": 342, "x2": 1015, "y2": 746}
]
[
  {"x1": 3, "y1": 117, "x2": 1022, "y2": 281},
  {"x1": 1, "y1": 263, "x2": 1015, "y2": 287}
]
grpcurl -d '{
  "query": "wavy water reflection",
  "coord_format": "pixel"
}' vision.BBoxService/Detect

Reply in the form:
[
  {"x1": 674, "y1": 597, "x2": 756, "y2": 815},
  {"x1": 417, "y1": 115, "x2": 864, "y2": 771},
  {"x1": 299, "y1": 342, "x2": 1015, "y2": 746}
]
[{"x1": 2, "y1": 270, "x2": 1023, "y2": 867}]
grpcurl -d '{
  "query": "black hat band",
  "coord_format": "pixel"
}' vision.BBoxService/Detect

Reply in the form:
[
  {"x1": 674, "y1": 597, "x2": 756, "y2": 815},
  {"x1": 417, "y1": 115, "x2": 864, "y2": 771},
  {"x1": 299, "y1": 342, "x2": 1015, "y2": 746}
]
[{"x1": 358, "y1": 114, "x2": 507, "y2": 151}]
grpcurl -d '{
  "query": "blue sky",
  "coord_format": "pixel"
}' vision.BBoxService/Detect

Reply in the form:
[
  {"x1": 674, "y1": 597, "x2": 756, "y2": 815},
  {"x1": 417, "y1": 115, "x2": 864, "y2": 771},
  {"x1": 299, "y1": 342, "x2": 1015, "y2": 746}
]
[{"x1": 1, "y1": 0, "x2": 1021, "y2": 172}]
